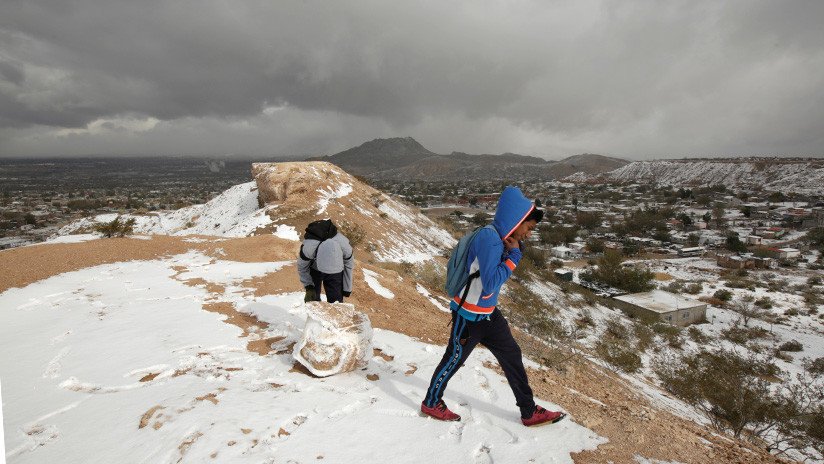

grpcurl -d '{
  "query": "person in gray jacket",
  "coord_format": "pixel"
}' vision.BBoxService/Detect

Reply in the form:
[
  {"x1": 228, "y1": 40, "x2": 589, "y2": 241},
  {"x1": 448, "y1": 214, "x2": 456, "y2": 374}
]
[{"x1": 297, "y1": 219, "x2": 354, "y2": 303}]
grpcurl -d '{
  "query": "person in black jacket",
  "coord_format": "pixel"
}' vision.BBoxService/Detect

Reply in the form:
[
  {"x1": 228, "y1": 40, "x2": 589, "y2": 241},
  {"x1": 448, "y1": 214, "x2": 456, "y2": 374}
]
[{"x1": 297, "y1": 219, "x2": 354, "y2": 303}]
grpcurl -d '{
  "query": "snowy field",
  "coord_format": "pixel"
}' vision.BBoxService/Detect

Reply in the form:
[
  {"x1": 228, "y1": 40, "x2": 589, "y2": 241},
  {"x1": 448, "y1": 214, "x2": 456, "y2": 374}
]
[{"x1": 1, "y1": 252, "x2": 603, "y2": 463}]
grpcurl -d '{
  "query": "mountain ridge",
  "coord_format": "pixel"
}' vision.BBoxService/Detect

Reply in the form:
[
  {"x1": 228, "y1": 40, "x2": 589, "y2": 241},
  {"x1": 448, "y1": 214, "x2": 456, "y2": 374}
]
[{"x1": 311, "y1": 137, "x2": 629, "y2": 181}]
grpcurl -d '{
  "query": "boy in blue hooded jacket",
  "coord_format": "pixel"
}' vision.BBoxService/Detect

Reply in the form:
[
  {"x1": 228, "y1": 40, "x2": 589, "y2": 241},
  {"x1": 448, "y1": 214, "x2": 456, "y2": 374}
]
[{"x1": 421, "y1": 186, "x2": 566, "y2": 427}]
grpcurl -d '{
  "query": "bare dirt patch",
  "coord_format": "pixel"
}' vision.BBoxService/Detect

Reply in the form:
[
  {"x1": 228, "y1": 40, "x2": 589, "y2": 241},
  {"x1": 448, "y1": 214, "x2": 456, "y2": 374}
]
[
  {"x1": 654, "y1": 272, "x2": 674, "y2": 281},
  {"x1": 247, "y1": 336, "x2": 292, "y2": 356},
  {"x1": 202, "y1": 302, "x2": 267, "y2": 337},
  {"x1": 241, "y1": 265, "x2": 301, "y2": 297},
  {"x1": 139, "y1": 405, "x2": 165, "y2": 429},
  {"x1": 0, "y1": 235, "x2": 195, "y2": 293},
  {"x1": 373, "y1": 348, "x2": 394, "y2": 362}
]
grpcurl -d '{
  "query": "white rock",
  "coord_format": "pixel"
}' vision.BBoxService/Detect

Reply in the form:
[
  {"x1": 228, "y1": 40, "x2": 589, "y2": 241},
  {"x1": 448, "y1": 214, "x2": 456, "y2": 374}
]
[{"x1": 292, "y1": 302, "x2": 373, "y2": 377}]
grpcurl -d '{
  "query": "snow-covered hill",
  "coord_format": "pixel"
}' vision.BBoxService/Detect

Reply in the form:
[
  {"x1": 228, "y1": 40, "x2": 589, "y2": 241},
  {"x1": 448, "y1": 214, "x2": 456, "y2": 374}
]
[
  {"x1": 566, "y1": 158, "x2": 824, "y2": 193},
  {"x1": 58, "y1": 161, "x2": 455, "y2": 263},
  {"x1": 0, "y1": 250, "x2": 602, "y2": 463},
  {"x1": 3, "y1": 161, "x2": 796, "y2": 464}
]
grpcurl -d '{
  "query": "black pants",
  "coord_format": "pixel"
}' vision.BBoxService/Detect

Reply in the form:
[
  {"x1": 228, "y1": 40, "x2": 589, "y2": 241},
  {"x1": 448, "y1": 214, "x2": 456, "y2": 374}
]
[
  {"x1": 424, "y1": 308, "x2": 536, "y2": 418},
  {"x1": 309, "y1": 268, "x2": 344, "y2": 303}
]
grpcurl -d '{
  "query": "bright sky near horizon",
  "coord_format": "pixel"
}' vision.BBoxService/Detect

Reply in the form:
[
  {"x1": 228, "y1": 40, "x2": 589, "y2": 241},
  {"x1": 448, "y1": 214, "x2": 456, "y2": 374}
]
[{"x1": 1, "y1": 1, "x2": 823, "y2": 159}]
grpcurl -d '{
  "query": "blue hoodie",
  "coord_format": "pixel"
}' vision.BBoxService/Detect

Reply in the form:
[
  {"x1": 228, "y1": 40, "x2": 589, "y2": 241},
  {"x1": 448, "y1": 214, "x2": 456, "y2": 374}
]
[{"x1": 452, "y1": 186, "x2": 535, "y2": 320}]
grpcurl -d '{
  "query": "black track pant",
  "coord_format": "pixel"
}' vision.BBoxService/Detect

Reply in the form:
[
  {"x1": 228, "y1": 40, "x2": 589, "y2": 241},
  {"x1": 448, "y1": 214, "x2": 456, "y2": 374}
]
[
  {"x1": 423, "y1": 308, "x2": 536, "y2": 418},
  {"x1": 309, "y1": 268, "x2": 344, "y2": 303}
]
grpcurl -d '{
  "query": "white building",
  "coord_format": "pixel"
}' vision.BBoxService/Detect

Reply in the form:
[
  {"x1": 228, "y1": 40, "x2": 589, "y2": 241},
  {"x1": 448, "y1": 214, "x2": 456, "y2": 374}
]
[{"x1": 613, "y1": 290, "x2": 707, "y2": 327}]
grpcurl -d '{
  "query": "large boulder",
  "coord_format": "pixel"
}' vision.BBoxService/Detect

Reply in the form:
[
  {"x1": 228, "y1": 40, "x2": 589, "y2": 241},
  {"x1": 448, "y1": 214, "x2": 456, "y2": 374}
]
[
  {"x1": 252, "y1": 161, "x2": 337, "y2": 206},
  {"x1": 292, "y1": 302, "x2": 373, "y2": 377}
]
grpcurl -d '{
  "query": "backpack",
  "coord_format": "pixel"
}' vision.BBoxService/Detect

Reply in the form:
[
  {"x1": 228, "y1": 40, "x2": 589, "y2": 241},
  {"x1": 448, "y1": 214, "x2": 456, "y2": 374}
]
[{"x1": 444, "y1": 224, "x2": 495, "y2": 309}]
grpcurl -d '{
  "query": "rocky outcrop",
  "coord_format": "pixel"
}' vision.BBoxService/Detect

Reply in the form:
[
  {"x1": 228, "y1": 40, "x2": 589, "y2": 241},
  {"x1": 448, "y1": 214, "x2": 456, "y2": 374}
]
[
  {"x1": 251, "y1": 162, "x2": 328, "y2": 206},
  {"x1": 292, "y1": 302, "x2": 373, "y2": 377}
]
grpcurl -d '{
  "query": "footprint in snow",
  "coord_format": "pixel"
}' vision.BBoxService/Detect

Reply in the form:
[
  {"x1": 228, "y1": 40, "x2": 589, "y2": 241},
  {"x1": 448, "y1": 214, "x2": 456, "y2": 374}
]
[
  {"x1": 473, "y1": 444, "x2": 493, "y2": 464},
  {"x1": 448, "y1": 422, "x2": 465, "y2": 444},
  {"x1": 326, "y1": 397, "x2": 378, "y2": 421},
  {"x1": 276, "y1": 413, "x2": 308, "y2": 440},
  {"x1": 7, "y1": 424, "x2": 61, "y2": 457},
  {"x1": 473, "y1": 368, "x2": 498, "y2": 401},
  {"x1": 43, "y1": 347, "x2": 71, "y2": 379}
]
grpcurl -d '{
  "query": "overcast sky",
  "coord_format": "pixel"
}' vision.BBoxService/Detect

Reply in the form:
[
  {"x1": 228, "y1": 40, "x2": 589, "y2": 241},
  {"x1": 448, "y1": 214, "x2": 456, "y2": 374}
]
[{"x1": 1, "y1": 0, "x2": 823, "y2": 159}]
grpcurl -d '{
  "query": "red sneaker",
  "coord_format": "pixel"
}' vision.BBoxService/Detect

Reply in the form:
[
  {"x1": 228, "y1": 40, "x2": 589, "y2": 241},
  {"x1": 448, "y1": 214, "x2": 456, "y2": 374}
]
[
  {"x1": 421, "y1": 400, "x2": 461, "y2": 421},
  {"x1": 521, "y1": 405, "x2": 566, "y2": 427}
]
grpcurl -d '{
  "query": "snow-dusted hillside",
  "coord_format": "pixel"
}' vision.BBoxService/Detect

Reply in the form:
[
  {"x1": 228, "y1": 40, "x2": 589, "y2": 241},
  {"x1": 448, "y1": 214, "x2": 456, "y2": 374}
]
[
  {"x1": 57, "y1": 161, "x2": 455, "y2": 263},
  {"x1": 567, "y1": 159, "x2": 824, "y2": 193},
  {"x1": 0, "y1": 251, "x2": 602, "y2": 463},
  {"x1": 58, "y1": 182, "x2": 287, "y2": 238}
]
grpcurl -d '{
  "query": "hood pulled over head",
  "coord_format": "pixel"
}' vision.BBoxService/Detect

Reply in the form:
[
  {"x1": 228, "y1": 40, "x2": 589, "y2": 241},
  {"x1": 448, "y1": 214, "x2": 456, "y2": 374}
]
[
  {"x1": 492, "y1": 186, "x2": 535, "y2": 240},
  {"x1": 304, "y1": 219, "x2": 338, "y2": 241}
]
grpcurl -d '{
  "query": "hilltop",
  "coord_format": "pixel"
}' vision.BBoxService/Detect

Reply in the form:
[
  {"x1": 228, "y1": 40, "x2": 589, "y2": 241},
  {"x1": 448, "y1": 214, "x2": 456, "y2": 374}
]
[{"x1": 0, "y1": 161, "x2": 791, "y2": 463}]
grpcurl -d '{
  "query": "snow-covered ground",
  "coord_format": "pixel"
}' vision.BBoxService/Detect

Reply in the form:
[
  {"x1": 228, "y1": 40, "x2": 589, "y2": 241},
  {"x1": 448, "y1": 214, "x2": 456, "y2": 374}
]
[
  {"x1": 57, "y1": 182, "x2": 274, "y2": 238},
  {"x1": 1, "y1": 253, "x2": 603, "y2": 463},
  {"x1": 579, "y1": 159, "x2": 824, "y2": 194}
]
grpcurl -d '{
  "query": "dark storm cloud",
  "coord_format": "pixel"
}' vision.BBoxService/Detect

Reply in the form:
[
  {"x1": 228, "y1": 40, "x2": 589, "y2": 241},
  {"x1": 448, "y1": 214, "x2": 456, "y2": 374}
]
[{"x1": 0, "y1": 0, "x2": 822, "y2": 157}]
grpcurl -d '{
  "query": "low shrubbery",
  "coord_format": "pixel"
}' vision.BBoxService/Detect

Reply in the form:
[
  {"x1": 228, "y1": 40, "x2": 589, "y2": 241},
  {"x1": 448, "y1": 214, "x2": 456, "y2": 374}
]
[
  {"x1": 778, "y1": 340, "x2": 803, "y2": 352},
  {"x1": 655, "y1": 349, "x2": 824, "y2": 459},
  {"x1": 595, "y1": 336, "x2": 642, "y2": 373},
  {"x1": 94, "y1": 216, "x2": 136, "y2": 238}
]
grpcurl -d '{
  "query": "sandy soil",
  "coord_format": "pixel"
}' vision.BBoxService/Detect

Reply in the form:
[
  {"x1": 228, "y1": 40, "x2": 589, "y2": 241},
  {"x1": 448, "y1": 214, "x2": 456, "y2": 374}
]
[{"x1": 0, "y1": 234, "x2": 299, "y2": 293}]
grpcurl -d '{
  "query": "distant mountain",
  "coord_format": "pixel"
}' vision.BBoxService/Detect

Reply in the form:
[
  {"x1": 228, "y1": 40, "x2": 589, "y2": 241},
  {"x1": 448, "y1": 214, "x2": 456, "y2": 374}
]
[
  {"x1": 312, "y1": 137, "x2": 629, "y2": 181},
  {"x1": 308, "y1": 137, "x2": 437, "y2": 175},
  {"x1": 551, "y1": 154, "x2": 629, "y2": 179},
  {"x1": 567, "y1": 157, "x2": 824, "y2": 193}
]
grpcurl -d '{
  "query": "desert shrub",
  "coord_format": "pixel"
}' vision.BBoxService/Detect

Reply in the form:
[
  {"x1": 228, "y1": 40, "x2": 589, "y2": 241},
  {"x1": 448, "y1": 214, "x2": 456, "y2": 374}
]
[
  {"x1": 415, "y1": 261, "x2": 445, "y2": 292},
  {"x1": 779, "y1": 340, "x2": 803, "y2": 352},
  {"x1": 504, "y1": 282, "x2": 551, "y2": 332},
  {"x1": 595, "y1": 337, "x2": 642, "y2": 373},
  {"x1": 654, "y1": 349, "x2": 781, "y2": 438},
  {"x1": 699, "y1": 296, "x2": 726, "y2": 307},
  {"x1": 664, "y1": 281, "x2": 685, "y2": 293},
  {"x1": 605, "y1": 317, "x2": 629, "y2": 340},
  {"x1": 651, "y1": 322, "x2": 681, "y2": 337},
  {"x1": 337, "y1": 221, "x2": 366, "y2": 247},
  {"x1": 713, "y1": 289, "x2": 733, "y2": 301},
  {"x1": 773, "y1": 350, "x2": 793, "y2": 362},
  {"x1": 722, "y1": 325, "x2": 770, "y2": 345},
  {"x1": 649, "y1": 322, "x2": 683, "y2": 349},
  {"x1": 587, "y1": 249, "x2": 654, "y2": 293},
  {"x1": 809, "y1": 275, "x2": 822, "y2": 286},
  {"x1": 688, "y1": 326, "x2": 710, "y2": 343},
  {"x1": 634, "y1": 323, "x2": 655, "y2": 351},
  {"x1": 803, "y1": 291, "x2": 823, "y2": 308},
  {"x1": 809, "y1": 357, "x2": 824, "y2": 375},
  {"x1": 785, "y1": 307, "x2": 800, "y2": 316},
  {"x1": 94, "y1": 216, "x2": 136, "y2": 238},
  {"x1": 575, "y1": 309, "x2": 595, "y2": 329},
  {"x1": 754, "y1": 296, "x2": 774, "y2": 309},
  {"x1": 684, "y1": 282, "x2": 702, "y2": 294},
  {"x1": 725, "y1": 278, "x2": 756, "y2": 291}
]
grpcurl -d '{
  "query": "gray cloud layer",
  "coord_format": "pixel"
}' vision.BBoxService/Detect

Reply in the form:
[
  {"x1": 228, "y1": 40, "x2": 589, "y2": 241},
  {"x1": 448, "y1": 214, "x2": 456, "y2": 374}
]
[{"x1": 1, "y1": 0, "x2": 823, "y2": 158}]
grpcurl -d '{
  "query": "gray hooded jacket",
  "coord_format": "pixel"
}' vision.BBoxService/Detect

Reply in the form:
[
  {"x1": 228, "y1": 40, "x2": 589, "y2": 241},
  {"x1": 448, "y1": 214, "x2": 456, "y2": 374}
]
[{"x1": 297, "y1": 231, "x2": 354, "y2": 293}]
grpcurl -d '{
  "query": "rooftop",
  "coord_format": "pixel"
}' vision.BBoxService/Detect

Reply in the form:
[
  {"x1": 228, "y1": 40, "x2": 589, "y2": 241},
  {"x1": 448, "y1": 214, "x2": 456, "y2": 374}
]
[{"x1": 614, "y1": 289, "x2": 705, "y2": 314}]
